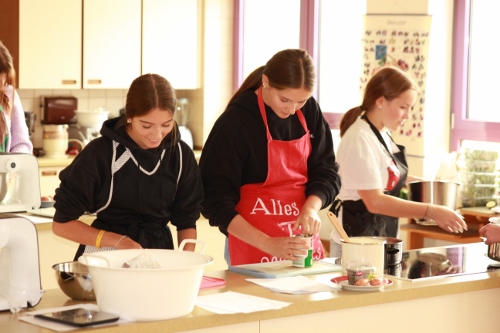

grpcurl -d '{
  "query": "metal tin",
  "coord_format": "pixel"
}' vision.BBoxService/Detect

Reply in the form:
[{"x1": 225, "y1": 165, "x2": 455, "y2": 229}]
[{"x1": 292, "y1": 235, "x2": 313, "y2": 268}]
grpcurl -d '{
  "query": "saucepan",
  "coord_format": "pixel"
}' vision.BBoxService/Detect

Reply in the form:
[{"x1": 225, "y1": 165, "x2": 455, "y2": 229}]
[{"x1": 374, "y1": 237, "x2": 403, "y2": 267}]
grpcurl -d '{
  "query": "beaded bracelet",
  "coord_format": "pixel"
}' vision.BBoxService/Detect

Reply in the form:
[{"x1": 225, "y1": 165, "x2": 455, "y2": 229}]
[
  {"x1": 114, "y1": 235, "x2": 129, "y2": 248},
  {"x1": 95, "y1": 230, "x2": 106, "y2": 248}
]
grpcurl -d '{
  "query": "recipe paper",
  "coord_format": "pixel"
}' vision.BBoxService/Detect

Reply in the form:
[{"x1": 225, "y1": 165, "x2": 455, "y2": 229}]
[
  {"x1": 195, "y1": 291, "x2": 291, "y2": 314},
  {"x1": 246, "y1": 276, "x2": 336, "y2": 294}
]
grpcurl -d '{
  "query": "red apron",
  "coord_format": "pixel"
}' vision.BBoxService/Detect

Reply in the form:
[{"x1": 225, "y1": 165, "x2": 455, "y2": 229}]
[{"x1": 229, "y1": 87, "x2": 324, "y2": 265}]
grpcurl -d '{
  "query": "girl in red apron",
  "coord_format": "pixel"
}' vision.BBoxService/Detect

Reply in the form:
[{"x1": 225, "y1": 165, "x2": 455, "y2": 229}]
[
  {"x1": 200, "y1": 49, "x2": 341, "y2": 266},
  {"x1": 229, "y1": 86, "x2": 324, "y2": 265}
]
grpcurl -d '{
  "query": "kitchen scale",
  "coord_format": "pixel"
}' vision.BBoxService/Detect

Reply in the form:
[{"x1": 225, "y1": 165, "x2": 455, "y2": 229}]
[{"x1": 384, "y1": 242, "x2": 499, "y2": 281}]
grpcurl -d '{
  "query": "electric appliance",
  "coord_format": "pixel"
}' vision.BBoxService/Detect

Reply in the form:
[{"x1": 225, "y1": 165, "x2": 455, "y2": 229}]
[
  {"x1": 384, "y1": 242, "x2": 499, "y2": 281},
  {"x1": 0, "y1": 153, "x2": 43, "y2": 313},
  {"x1": 74, "y1": 109, "x2": 109, "y2": 143},
  {"x1": 40, "y1": 96, "x2": 78, "y2": 125}
]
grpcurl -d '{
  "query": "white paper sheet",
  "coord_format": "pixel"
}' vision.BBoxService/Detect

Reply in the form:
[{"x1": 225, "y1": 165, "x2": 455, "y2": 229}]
[
  {"x1": 195, "y1": 291, "x2": 291, "y2": 314},
  {"x1": 18, "y1": 303, "x2": 132, "y2": 332},
  {"x1": 246, "y1": 275, "x2": 336, "y2": 294}
]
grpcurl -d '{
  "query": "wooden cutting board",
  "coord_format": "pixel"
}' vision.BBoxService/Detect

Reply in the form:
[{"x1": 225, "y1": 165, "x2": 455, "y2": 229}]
[{"x1": 228, "y1": 258, "x2": 341, "y2": 278}]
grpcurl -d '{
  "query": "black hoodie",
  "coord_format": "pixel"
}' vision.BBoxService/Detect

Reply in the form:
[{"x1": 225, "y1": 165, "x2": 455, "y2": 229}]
[{"x1": 53, "y1": 116, "x2": 203, "y2": 251}]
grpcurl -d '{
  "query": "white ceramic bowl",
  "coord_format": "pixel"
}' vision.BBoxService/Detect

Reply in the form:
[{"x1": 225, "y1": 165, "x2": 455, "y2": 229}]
[
  {"x1": 78, "y1": 240, "x2": 213, "y2": 321},
  {"x1": 75, "y1": 110, "x2": 109, "y2": 129}
]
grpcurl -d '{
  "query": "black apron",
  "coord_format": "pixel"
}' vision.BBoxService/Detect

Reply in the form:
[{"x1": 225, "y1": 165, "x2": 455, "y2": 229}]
[
  {"x1": 330, "y1": 116, "x2": 408, "y2": 238},
  {"x1": 73, "y1": 141, "x2": 177, "y2": 260}
]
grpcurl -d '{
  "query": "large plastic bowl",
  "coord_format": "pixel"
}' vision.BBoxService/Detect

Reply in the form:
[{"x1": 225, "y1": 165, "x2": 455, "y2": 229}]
[{"x1": 78, "y1": 240, "x2": 213, "y2": 321}]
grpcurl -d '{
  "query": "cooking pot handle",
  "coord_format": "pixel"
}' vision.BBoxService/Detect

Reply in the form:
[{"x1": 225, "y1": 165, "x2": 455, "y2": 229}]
[
  {"x1": 78, "y1": 254, "x2": 112, "y2": 268},
  {"x1": 179, "y1": 239, "x2": 206, "y2": 254}
]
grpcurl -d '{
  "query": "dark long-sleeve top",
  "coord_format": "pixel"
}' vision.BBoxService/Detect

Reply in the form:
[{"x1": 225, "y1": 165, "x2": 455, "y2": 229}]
[
  {"x1": 200, "y1": 89, "x2": 340, "y2": 235},
  {"x1": 53, "y1": 117, "x2": 203, "y2": 233}
]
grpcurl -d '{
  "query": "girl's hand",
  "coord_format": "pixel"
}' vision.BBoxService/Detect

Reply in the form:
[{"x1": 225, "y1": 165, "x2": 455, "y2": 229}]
[
  {"x1": 261, "y1": 236, "x2": 311, "y2": 261},
  {"x1": 479, "y1": 223, "x2": 500, "y2": 245},
  {"x1": 293, "y1": 206, "x2": 321, "y2": 235},
  {"x1": 431, "y1": 205, "x2": 468, "y2": 233}
]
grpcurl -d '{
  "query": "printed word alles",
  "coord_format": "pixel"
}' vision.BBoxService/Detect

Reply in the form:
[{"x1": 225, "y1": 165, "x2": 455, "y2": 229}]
[{"x1": 250, "y1": 198, "x2": 299, "y2": 216}]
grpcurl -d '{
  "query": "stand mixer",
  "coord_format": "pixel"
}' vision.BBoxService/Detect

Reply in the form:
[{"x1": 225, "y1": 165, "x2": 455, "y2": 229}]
[{"x1": 0, "y1": 153, "x2": 43, "y2": 313}]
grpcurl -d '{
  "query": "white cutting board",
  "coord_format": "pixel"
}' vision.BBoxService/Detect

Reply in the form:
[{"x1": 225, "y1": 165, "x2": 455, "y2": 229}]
[{"x1": 229, "y1": 258, "x2": 341, "y2": 278}]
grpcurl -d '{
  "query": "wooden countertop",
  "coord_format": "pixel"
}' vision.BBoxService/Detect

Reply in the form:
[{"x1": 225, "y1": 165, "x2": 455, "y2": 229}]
[{"x1": 2, "y1": 243, "x2": 500, "y2": 333}]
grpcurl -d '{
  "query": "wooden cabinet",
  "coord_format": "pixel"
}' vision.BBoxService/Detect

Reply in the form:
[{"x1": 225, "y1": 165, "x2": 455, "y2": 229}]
[
  {"x1": 1, "y1": 0, "x2": 199, "y2": 90},
  {"x1": 83, "y1": 0, "x2": 141, "y2": 89},
  {"x1": 0, "y1": 0, "x2": 82, "y2": 89},
  {"x1": 39, "y1": 166, "x2": 64, "y2": 197},
  {"x1": 142, "y1": 0, "x2": 200, "y2": 89}
]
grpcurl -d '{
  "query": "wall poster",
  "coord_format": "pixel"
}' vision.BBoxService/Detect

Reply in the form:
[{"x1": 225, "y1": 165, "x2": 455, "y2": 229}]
[{"x1": 361, "y1": 15, "x2": 432, "y2": 156}]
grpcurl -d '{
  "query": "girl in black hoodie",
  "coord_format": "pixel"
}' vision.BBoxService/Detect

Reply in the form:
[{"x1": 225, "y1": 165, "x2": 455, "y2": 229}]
[{"x1": 53, "y1": 74, "x2": 203, "y2": 258}]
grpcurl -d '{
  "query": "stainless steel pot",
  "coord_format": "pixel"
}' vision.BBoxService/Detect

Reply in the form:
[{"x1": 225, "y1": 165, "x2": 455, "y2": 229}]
[
  {"x1": 375, "y1": 237, "x2": 403, "y2": 267},
  {"x1": 407, "y1": 180, "x2": 460, "y2": 225},
  {"x1": 487, "y1": 243, "x2": 500, "y2": 261},
  {"x1": 487, "y1": 218, "x2": 500, "y2": 262}
]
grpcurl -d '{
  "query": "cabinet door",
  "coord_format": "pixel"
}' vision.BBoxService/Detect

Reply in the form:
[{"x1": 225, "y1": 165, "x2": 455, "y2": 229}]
[
  {"x1": 39, "y1": 166, "x2": 64, "y2": 197},
  {"x1": 142, "y1": 0, "x2": 200, "y2": 89},
  {"x1": 18, "y1": 0, "x2": 82, "y2": 89},
  {"x1": 83, "y1": 0, "x2": 141, "y2": 89}
]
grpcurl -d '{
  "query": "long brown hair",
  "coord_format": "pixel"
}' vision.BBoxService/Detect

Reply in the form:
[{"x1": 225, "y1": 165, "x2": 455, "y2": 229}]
[
  {"x1": 0, "y1": 41, "x2": 16, "y2": 138},
  {"x1": 227, "y1": 49, "x2": 316, "y2": 107},
  {"x1": 339, "y1": 66, "x2": 417, "y2": 137},
  {"x1": 119, "y1": 73, "x2": 178, "y2": 145}
]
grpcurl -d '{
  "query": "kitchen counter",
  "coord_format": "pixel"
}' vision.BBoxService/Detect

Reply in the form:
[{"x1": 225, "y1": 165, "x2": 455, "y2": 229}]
[
  {"x1": 36, "y1": 156, "x2": 75, "y2": 168},
  {"x1": 2, "y1": 242, "x2": 500, "y2": 333}
]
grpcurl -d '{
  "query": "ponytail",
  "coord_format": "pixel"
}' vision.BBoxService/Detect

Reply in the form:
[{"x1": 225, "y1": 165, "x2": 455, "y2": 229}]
[
  {"x1": 226, "y1": 66, "x2": 265, "y2": 108},
  {"x1": 339, "y1": 106, "x2": 363, "y2": 137}
]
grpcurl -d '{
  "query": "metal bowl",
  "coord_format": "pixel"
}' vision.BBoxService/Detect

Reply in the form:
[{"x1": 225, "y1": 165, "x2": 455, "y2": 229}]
[
  {"x1": 52, "y1": 261, "x2": 95, "y2": 301},
  {"x1": 407, "y1": 180, "x2": 460, "y2": 225}
]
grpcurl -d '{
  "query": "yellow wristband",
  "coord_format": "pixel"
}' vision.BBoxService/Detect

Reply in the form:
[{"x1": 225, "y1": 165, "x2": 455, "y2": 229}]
[{"x1": 96, "y1": 230, "x2": 106, "y2": 248}]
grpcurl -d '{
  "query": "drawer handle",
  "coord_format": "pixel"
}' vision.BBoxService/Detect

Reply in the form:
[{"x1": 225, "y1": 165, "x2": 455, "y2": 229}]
[
  {"x1": 41, "y1": 170, "x2": 57, "y2": 176},
  {"x1": 87, "y1": 79, "x2": 102, "y2": 85},
  {"x1": 62, "y1": 80, "x2": 77, "y2": 85}
]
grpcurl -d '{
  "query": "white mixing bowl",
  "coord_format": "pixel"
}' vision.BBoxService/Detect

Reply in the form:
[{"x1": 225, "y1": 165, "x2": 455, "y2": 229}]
[{"x1": 78, "y1": 240, "x2": 213, "y2": 321}]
